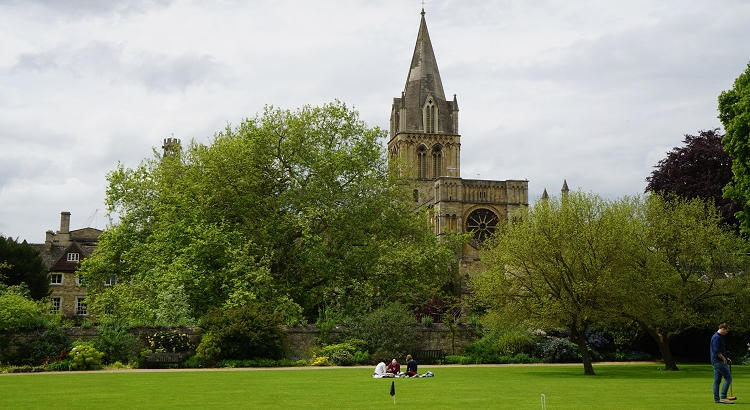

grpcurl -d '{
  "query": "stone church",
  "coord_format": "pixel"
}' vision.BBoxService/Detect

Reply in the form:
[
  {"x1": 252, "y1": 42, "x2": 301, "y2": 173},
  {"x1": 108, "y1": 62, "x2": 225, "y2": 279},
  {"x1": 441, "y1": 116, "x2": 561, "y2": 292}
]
[{"x1": 388, "y1": 10, "x2": 529, "y2": 265}]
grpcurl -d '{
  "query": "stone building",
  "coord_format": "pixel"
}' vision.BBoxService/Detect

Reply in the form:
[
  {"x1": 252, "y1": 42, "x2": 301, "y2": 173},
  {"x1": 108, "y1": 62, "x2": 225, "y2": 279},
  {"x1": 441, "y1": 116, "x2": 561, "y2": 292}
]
[
  {"x1": 388, "y1": 10, "x2": 529, "y2": 264},
  {"x1": 32, "y1": 212, "x2": 103, "y2": 317}
]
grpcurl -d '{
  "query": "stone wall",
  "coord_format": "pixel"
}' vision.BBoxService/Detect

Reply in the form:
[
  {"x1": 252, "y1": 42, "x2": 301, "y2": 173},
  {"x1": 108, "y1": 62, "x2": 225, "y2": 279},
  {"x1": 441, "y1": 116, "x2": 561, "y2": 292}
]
[
  {"x1": 283, "y1": 324, "x2": 477, "y2": 359},
  {"x1": 1, "y1": 324, "x2": 477, "y2": 363}
]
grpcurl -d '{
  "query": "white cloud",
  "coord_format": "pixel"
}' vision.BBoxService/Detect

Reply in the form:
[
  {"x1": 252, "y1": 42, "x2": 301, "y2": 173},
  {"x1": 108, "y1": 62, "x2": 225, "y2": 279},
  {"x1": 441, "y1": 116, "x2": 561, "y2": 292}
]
[{"x1": 1, "y1": 0, "x2": 749, "y2": 242}]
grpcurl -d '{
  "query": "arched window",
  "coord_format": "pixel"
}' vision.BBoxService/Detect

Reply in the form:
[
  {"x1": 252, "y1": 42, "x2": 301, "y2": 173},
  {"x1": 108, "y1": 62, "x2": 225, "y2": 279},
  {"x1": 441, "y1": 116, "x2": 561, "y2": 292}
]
[
  {"x1": 417, "y1": 145, "x2": 428, "y2": 179},
  {"x1": 432, "y1": 144, "x2": 442, "y2": 178},
  {"x1": 423, "y1": 97, "x2": 437, "y2": 133}
]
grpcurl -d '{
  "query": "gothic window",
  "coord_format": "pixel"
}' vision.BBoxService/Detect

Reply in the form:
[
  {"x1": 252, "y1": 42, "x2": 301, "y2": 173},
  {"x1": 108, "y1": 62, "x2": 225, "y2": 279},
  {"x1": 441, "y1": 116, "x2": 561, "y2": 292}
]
[
  {"x1": 417, "y1": 145, "x2": 428, "y2": 179},
  {"x1": 423, "y1": 97, "x2": 437, "y2": 133},
  {"x1": 466, "y1": 208, "x2": 499, "y2": 247},
  {"x1": 432, "y1": 144, "x2": 442, "y2": 178}
]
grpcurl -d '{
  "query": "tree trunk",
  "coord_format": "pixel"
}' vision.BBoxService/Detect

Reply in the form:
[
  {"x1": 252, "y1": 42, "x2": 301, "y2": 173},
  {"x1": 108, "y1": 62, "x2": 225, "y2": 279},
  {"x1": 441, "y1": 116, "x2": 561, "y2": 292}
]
[
  {"x1": 571, "y1": 325, "x2": 595, "y2": 375},
  {"x1": 642, "y1": 324, "x2": 678, "y2": 370}
]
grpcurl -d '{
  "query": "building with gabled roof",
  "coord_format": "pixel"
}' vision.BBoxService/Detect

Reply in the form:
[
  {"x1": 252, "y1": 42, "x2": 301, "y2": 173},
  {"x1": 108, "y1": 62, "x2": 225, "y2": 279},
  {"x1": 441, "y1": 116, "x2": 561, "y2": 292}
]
[
  {"x1": 388, "y1": 10, "x2": 529, "y2": 265},
  {"x1": 31, "y1": 212, "x2": 103, "y2": 317}
]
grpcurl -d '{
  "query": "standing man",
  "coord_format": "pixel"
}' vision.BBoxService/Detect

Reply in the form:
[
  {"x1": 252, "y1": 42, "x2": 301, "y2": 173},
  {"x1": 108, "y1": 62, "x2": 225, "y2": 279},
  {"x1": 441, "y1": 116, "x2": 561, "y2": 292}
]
[{"x1": 711, "y1": 323, "x2": 734, "y2": 404}]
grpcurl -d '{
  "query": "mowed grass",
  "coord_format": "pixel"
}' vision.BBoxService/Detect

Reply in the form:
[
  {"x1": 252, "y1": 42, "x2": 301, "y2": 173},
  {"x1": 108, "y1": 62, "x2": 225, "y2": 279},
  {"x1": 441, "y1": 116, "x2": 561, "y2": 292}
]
[{"x1": 0, "y1": 364, "x2": 744, "y2": 409}]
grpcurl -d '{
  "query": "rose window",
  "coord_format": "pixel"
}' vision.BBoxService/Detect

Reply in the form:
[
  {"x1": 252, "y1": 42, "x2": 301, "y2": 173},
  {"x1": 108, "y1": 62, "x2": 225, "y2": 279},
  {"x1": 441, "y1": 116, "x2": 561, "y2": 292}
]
[{"x1": 466, "y1": 208, "x2": 499, "y2": 245}]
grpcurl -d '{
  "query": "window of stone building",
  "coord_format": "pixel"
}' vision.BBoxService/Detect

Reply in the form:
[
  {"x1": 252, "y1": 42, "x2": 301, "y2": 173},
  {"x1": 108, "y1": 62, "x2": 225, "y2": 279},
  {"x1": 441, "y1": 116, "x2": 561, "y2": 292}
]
[
  {"x1": 423, "y1": 97, "x2": 437, "y2": 133},
  {"x1": 76, "y1": 297, "x2": 87, "y2": 316},
  {"x1": 417, "y1": 145, "x2": 428, "y2": 179},
  {"x1": 432, "y1": 145, "x2": 442, "y2": 178},
  {"x1": 51, "y1": 297, "x2": 61, "y2": 314},
  {"x1": 50, "y1": 273, "x2": 63, "y2": 285},
  {"x1": 104, "y1": 276, "x2": 117, "y2": 286},
  {"x1": 67, "y1": 252, "x2": 80, "y2": 262}
]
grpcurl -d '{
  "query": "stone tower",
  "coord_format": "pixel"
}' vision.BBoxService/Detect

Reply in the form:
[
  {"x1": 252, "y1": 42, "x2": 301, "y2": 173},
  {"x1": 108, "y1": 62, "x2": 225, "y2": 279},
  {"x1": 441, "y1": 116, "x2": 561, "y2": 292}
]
[{"x1": 388, "y1": 10, "x2": 529, "y2": 265}]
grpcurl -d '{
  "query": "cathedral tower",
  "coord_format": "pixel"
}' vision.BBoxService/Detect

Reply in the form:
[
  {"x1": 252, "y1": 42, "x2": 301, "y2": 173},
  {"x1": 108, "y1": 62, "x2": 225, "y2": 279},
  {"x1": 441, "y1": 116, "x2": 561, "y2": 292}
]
[
  {"x1": 388, "y1": 10, "x2": 528, "y2": 265},
  {"x1": 388, "y1": 10, "x2": 461, "y2": 186}
]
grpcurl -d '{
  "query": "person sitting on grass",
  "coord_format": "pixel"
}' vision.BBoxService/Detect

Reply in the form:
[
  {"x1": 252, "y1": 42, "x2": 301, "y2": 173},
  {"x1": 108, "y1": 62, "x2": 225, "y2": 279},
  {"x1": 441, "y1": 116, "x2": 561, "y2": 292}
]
[
  {"x1": 386, "y1": 358, "x2": 400, "y2": 375},
  {"x1": 373, "y1": 361, "x2": 387, "y2": 378},
  {"x1": 405, "y1": 354, "x2": 418, "y2": 377}
]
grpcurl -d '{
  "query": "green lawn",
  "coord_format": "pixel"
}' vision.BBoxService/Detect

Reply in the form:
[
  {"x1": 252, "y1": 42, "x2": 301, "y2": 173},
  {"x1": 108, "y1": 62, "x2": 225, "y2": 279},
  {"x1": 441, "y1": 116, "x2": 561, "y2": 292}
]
[{"x1": 0, "y1": 364, "x2": 744, "y2": 409}]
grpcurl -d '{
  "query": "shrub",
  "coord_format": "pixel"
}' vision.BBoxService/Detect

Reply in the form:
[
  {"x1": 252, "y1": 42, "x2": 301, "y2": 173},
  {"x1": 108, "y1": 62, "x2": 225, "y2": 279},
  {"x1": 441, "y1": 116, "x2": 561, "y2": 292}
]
[
  {"x1": 195, "y1": 333, "x2": 221, "y2": 366},
  {"x1": 68, "y1": 342, "x2": 104, "y2": 370},
  {"x1": 17, "y1": 326, "x2": 69, "y2": 366},
  {"x1": 44, "y1": 359, "x2": 72, "y2": 371},
  {"x1": 180, "y1": 354, "x2": 203, "y2": 368},
  {"x1": 94, "y1": 321, "x2": 136, "y2": 364},
  {"x1": 0, "y1": 289, "x2": 53, "y2": 331},
  {"x1": 496, "y1": 330, "x2": 538, "y2": 356},
  {"x1": 329, "y1": 350, "x2": 354, "y2": 366},
  {"x1": 421, "y1": 316, "x2": 434, "y2": 327},
  {"x1": 216, "y1": 358, "x2": 307, "y2": 368},
  {"x1": 350, "y1": 303, "x2": 417, "y2": 360},
  {"x1": 353, "y1": 350, "x2": 370, "y2": 365},
  {"x1": 145, "y1": 329, "x2": 193, "y2": 353},
  {"x1": 444, "y1": 355, "x2": 474, "y2": 364},
  {"x1": 539, "y1": 337, "x2": 579, "y2": 363},
  {"x1": 197, "y1": 302, "x2": 284, "y2": 363},
  {"x1": 310, "y1": 356, "x2": 329, "y2": 366}
]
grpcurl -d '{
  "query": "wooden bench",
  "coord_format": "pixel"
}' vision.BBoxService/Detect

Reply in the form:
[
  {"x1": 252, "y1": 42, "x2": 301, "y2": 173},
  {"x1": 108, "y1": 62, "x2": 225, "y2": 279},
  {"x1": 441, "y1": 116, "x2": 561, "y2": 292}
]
[
  {"x1": 414, "y1": 349, "x2": 445, "y2": 365},
  {"x1": 143, "y1": 352, "x2": 183, "y2": 367}
]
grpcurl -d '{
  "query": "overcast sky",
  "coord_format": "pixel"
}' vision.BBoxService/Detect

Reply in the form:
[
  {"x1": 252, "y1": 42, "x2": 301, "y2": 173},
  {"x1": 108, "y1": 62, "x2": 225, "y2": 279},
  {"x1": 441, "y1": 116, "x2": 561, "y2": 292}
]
[{"x1": 2, "y1": 0, "x2": 749, "y2": 243}]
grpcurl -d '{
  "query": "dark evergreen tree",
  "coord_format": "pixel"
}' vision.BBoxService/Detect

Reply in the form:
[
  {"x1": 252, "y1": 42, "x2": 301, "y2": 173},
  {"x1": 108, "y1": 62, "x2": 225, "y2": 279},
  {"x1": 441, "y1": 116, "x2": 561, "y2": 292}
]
[
  {"x1": 0, "y1": 236, "x2": 49, "y2": 299},
  {"x1": 645, "y1": 129, "x2": 738, "y2": 227}
]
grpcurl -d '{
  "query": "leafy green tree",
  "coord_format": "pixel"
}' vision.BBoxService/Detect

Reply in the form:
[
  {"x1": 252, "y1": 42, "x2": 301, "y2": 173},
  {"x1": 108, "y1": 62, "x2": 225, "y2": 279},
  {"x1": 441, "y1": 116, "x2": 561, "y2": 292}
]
[
  {"x1": 613, "y1": 194, "x2": 748, "y2": 370},
  {"x1": 474, "y1": 192, "x2": 634, "y2": 375},
  {"x1": 0, "y1": 236, "x2": 49, "y2": 300},
  {"x1": 719, "y1": 62, "x2": 750, "y2": 235},
  {"x1": 80, "y1": 101, "x2": 458, "y2": 323}
]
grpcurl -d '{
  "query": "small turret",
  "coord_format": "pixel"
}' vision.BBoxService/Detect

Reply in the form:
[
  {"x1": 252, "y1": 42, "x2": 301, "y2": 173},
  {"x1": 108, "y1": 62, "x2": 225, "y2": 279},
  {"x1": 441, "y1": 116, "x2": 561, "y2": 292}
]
[
  {"x1": 162, "y1": 137, "x2": 181, "y2": 157},
  {"x1": 561, "y1": 179, "x2": 569, "y2": 196},
  {"x1": 541, "y1": 188, "x2": 549, "y2": 200}
]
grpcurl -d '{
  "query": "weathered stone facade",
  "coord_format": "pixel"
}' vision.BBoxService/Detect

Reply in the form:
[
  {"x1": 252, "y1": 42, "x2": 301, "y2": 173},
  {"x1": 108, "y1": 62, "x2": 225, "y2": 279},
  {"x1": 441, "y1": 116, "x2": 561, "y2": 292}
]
[
  {"x1": 388, "y1": 11, "x2": 529, "y2": 265},
  {"x1": 31, "y1": 212, "x2": 102, "y2": 318}
]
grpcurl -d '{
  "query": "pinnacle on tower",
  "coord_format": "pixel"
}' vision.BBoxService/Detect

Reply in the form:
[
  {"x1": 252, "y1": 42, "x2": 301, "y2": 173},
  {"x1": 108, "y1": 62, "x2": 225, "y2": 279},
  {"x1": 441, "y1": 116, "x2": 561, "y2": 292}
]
[
  {"x1": 561, "y1": 179, "x2": 569, "y2": 195},
  {"x1": 541, "y1": 188, "x2": 549, "y2": 200}
]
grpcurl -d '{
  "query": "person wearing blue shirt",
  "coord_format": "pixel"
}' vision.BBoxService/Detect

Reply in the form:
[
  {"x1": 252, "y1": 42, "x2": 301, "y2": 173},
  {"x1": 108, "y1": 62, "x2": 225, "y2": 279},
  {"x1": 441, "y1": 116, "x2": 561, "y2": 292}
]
[{"x1": 710, "y1": 323, "x2": 734, "y2": 404}]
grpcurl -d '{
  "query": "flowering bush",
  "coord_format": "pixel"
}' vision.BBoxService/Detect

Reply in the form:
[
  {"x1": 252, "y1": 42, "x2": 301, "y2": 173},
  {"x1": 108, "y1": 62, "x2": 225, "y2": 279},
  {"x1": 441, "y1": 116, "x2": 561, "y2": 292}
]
[
  {"x1": 310, "y1": 356, "x2": 329, "y2": 366},
  {"x1": 146, "y1": 330, "x2": 193, "y2": 353},
  {"x1": 68, "y1": 342, "x2": 104, "y2": 370}
]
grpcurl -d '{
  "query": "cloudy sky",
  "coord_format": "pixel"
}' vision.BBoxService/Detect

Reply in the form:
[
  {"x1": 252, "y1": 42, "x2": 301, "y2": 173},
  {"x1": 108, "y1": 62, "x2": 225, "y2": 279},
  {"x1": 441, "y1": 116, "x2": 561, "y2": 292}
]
[{"x1": 1, "y1": 0, "x2": 749, "y2": 243}]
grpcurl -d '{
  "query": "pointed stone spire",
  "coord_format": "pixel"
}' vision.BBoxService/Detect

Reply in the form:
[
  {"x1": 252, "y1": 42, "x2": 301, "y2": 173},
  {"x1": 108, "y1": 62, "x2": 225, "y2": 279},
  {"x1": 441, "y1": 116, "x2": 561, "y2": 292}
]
[
  {"x1": 541, "y1": 188, "x2": 549, "y2": 200},
  {"x1": 390, "y1": 10, "x2": 455, "y2": 136},
  {"x1": 561, "y1": 179, "x2": 569, "y2": 195},
  {"x1": 406, "y1": 10, "x2": 445, "y2": 101}
]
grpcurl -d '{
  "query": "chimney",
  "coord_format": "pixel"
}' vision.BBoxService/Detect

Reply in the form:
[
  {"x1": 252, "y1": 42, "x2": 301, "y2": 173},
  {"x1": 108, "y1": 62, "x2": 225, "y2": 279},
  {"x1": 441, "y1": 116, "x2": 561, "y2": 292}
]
[{"x1": 60, "y1": 211, "x2": 71, "y2": 234}]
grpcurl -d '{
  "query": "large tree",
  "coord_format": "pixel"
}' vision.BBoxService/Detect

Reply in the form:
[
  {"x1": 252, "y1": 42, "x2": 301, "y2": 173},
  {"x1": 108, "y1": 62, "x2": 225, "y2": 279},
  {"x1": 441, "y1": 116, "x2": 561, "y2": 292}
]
[
  {"x1": 80, "y1": 101, "x2": 460, "y2": 325},
  {"x1": 719, "y1": 62, "x2": 750, "y2": 236},
  {"x1": 614, "y1": 194, "x2": 748, "y2": 370},
  {"x1": 473, "y1": 192, "x2": 634, "y2": 375},
  {"x1": 0, "y1": 236, "x2": 49, "y2": 300},
  {"x1": 645, "y1": 129, "x2": 738, "y2": 227}
]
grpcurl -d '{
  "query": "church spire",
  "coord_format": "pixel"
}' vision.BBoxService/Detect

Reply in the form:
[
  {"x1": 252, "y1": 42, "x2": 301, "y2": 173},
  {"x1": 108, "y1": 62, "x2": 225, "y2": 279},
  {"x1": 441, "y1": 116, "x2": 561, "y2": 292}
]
[
  {"x1": 390, "y1": 10, "x2": 456, "y2": 137},
  {"x1": 406, "y1": 10, "x2": 445, "y2": 101}
]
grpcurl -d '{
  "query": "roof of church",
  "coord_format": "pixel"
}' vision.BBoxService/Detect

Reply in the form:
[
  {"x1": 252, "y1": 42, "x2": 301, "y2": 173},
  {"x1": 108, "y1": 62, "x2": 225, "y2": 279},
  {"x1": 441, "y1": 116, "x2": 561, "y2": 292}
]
[{"x1": 405, "y1": 10, "x2": 445, "y2": 101}]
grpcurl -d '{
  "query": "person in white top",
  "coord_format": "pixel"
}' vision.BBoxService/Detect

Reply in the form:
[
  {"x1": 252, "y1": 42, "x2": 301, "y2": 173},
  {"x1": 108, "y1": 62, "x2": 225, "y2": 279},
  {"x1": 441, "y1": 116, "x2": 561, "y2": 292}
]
[{"x1": 372, "y1": 361, "x2": 387, "y2": 378}]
